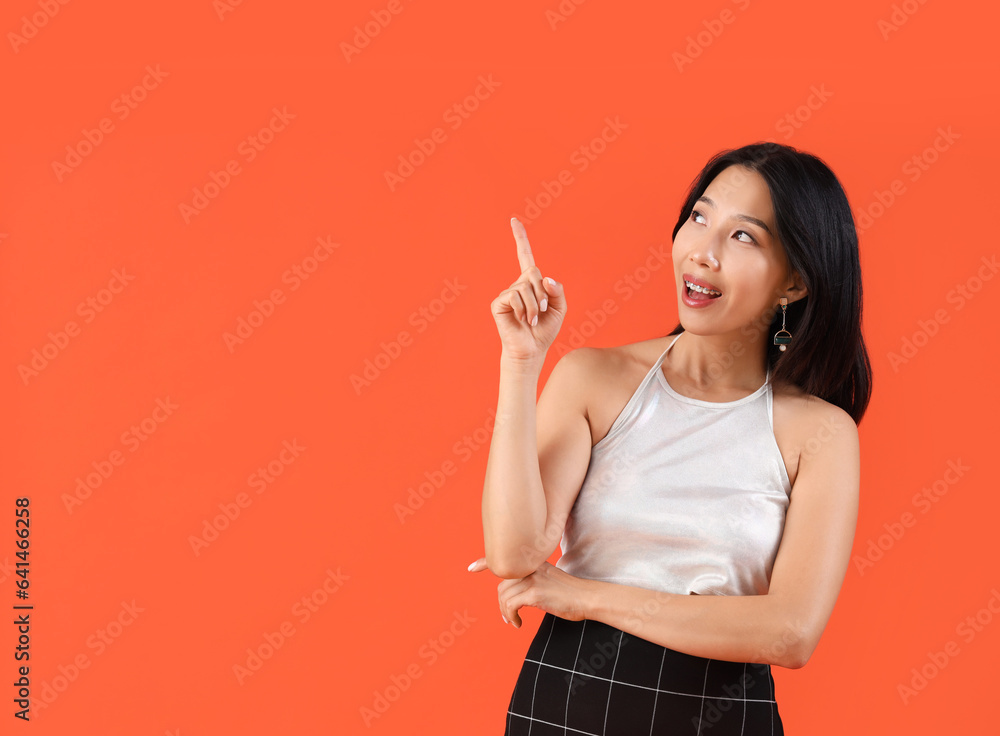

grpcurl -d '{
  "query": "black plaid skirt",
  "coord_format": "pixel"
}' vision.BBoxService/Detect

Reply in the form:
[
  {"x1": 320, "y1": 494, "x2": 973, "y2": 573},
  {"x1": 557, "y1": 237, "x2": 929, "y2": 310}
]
[{"x1": 504, "y1": 613, "x2": 784, "y2": 735}]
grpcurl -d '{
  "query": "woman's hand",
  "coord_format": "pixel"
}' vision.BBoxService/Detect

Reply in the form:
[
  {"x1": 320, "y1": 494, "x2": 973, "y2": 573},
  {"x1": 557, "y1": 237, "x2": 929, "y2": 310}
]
[
  {"x1": 467, "y1": 557, "x2": 595, "y2": 628},
  {"x1": 490, "y1": 217, "x2": 567, "y2": 364}
]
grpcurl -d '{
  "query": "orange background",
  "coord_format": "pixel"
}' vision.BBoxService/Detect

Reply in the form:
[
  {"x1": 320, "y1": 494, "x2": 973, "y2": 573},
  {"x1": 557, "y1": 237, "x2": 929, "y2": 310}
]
[{"x1": 2, "y1": 0, "x2": 998, "y2": 733}]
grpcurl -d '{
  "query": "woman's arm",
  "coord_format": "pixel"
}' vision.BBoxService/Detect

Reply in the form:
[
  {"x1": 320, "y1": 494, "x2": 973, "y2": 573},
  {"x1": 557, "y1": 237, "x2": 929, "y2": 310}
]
[
  {"x1": 481, "y1": 349, "x2": 594, "y2": 579},
  {"x1": 481, "y1": 356, "x2": 547, "y2": 577},
  {"x1": 585, "y1": 582, "x2": 805, "y2": 668},
  {"x1": 584, "y1": 401, "x2": 860, "y2": 668}
]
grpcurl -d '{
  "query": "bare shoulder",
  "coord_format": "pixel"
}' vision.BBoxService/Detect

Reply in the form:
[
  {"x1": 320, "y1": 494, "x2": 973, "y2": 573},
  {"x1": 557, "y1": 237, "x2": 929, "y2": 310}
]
[
  {"x1": 558, "y1": 339, "x2": 652, "y2": 377},
  {"x1": 557, "y1": 336, "x2": 669, "y2": 447},
  {"x1": 772, "y1": 382, "x2": 859, "y2": 490},
  {"x1": 773, "y1": 384, "x2": 857, "y2": 441}
]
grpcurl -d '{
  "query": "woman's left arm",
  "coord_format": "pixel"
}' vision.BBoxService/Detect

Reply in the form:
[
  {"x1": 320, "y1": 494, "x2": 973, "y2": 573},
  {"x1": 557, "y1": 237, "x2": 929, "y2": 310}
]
[{"x1": 472, "y1": 402, "x2": 860, "y2": 670}]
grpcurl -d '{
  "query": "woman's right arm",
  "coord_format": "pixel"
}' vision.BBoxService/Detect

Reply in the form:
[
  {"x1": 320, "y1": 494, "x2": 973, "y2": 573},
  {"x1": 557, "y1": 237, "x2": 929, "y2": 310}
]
[
  {"x1": 482, "y1": 217, "x2": 592, "y2": 578},
  {"x1": 481, "y1": 348, "x2": 595, "y2": 579}
]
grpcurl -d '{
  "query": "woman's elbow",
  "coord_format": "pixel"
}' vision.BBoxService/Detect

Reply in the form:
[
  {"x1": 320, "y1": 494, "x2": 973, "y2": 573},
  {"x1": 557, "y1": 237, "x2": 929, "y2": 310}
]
[
  {"x1": 779, "y1": 627, "x2": 820, "y2": 670},
  {"x1": 486, "y1": 548, "x2": 536, "y2": 579},
  {"x1": 764, "y1": 615, "x2": 818, "y2": 669}
]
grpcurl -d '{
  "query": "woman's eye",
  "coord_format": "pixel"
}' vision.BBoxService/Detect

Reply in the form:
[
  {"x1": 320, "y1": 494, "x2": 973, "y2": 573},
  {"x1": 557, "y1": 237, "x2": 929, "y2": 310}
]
[{"x1": 690, "y1": 210, "x2": 756, "y2": 245}]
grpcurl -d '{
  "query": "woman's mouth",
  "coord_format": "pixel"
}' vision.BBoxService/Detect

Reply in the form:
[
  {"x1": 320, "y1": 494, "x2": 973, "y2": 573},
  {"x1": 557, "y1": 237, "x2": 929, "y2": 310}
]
[{"x1": 682, "y1": 278, "x2": 723, "y2": 308}]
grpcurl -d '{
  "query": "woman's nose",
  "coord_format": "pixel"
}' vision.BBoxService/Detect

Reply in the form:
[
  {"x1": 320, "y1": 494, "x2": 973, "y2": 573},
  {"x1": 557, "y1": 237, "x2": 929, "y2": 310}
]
[{"x1": 690, "y1": 248, "x2": 720, "y2": 269}]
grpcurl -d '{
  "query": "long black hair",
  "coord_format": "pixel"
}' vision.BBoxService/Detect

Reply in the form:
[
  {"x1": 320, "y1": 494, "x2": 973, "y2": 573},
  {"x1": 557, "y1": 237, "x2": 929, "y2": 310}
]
[{"x1": 666, "y1": 141, "x2": 872, "y2": 424}]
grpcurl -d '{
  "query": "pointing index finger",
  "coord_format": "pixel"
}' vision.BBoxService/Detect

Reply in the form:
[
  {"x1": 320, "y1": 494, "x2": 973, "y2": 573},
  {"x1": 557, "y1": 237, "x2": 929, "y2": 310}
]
[{"x1": 511, "y1": 217, "x2": 535, "y2": 273}]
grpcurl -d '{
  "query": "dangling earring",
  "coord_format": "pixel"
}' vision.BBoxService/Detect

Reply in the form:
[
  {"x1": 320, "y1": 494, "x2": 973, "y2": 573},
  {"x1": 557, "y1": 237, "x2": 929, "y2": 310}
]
[{"x1": 773, "y1": 297, "x2": 792, "y2": 352}]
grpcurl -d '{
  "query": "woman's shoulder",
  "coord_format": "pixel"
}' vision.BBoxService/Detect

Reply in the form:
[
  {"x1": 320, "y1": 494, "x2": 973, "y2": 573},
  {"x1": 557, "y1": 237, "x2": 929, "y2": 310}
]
[
  {"x1": 772, "y1": 379, "x2": 859, "y2": 449},
  {"x1": 556, "y1": 337, "x2": 672, "y2": 448},
  {"x1": 557, "y1": 336, "x2": 669, "y2": 382}
]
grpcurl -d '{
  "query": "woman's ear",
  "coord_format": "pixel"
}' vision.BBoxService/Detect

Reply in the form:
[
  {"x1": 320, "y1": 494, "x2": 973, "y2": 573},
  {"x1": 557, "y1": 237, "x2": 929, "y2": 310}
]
[{"x1": 787, "y1": 272, "x2": 808, "y2": 303}]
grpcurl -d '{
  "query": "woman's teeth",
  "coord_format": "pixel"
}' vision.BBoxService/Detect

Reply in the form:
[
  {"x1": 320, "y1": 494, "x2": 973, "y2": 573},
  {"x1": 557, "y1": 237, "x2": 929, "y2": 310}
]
[{"x1": 684, "y1": 280, "x2": 721, "y2": 296}]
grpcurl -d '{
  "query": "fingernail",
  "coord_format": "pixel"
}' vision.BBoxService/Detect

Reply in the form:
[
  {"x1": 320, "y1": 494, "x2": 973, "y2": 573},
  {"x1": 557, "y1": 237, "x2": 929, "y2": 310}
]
[
  {"x1": 502, "y1": 613, "x2": 508, "y2": 624},
  {"x1": 540, "y1": 297, "x2": 547, "y2": 312},
  {"x1": 467, "y1": 560, "x2": 477, "y2": 571},
  {"x1": 531, "y1": 314, "x2": 538, "y2": 326}
]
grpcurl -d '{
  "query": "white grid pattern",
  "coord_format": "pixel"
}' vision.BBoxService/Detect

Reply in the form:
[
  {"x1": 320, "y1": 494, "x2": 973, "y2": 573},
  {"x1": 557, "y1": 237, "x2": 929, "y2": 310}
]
[
  {"x1": 517, "y1": 657, "x2": 777, "y2": 703},
  {"x1": 508, "y1": 711, "x2": 601, "y2": 736},
  {"x1": 695, "y1": 660, "x2": 711, "y2": 735},
  {"x1": 601, "y1": 626, "x2": 624, "y2": 736},
  {"x1": 740, "y1": 662, "x2": 748, "y2": 734},
  {"x1": 506, "y1": 614, "x2": 780, "y2": 736},
  {"x1": 564, "y1": 620, "x2": 587, "y2": 735},
  {"x1": 507, "y1": 668, "x2": 519, "y2": 734},
  {"x1": 527, "y1": 619, "x2": 557, "y2": 736},
  {"x1": 647, "y1": 649, "x2": 667, "y2": 736},
  {"x1": 768, "y1": 664, "x2": 774, "y2": 736}
]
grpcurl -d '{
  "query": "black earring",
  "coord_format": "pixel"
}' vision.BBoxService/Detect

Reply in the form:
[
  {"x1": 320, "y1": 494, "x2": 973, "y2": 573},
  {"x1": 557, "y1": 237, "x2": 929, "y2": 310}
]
[{"x1": 773, "y1": 297, "x2": 792, "y2": 352}]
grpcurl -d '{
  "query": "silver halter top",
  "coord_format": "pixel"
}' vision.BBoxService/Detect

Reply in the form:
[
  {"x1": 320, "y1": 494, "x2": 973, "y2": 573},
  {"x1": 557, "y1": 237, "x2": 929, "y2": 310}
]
[{"x1": 555, "y1": 331, "x2": 792, "y2": 597}]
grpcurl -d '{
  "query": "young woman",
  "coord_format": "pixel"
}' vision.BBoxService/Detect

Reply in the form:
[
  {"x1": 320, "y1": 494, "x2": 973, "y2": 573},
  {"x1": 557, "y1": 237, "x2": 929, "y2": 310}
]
[{"x1": 469, "y1": 141, "x2": 871, "y2": 735}]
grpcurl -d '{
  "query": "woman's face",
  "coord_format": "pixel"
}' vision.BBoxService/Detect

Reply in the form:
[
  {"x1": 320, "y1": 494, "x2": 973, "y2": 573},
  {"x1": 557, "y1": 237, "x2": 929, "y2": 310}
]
[{"x1": 672, "y1": 164, "x2": 802, "y2": 338}]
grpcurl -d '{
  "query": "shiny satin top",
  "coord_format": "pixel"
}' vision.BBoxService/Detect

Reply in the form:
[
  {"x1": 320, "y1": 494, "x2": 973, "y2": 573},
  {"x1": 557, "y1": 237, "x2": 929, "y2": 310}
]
[{"x1": 555, "y1": 331, "x2": 792, "y2": 597}]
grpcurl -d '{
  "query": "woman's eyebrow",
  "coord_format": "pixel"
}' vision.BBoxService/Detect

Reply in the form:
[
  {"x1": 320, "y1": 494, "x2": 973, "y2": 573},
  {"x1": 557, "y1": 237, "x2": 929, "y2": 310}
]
[{"x1": 696, "y1": 195, "x2": 773, "y2": 236}]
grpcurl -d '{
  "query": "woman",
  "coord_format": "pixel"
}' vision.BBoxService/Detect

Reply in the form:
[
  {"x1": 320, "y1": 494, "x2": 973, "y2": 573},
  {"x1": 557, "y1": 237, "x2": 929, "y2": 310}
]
[{"x1": 469, "y1": 141, "x2": 871, "y2": 735}]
